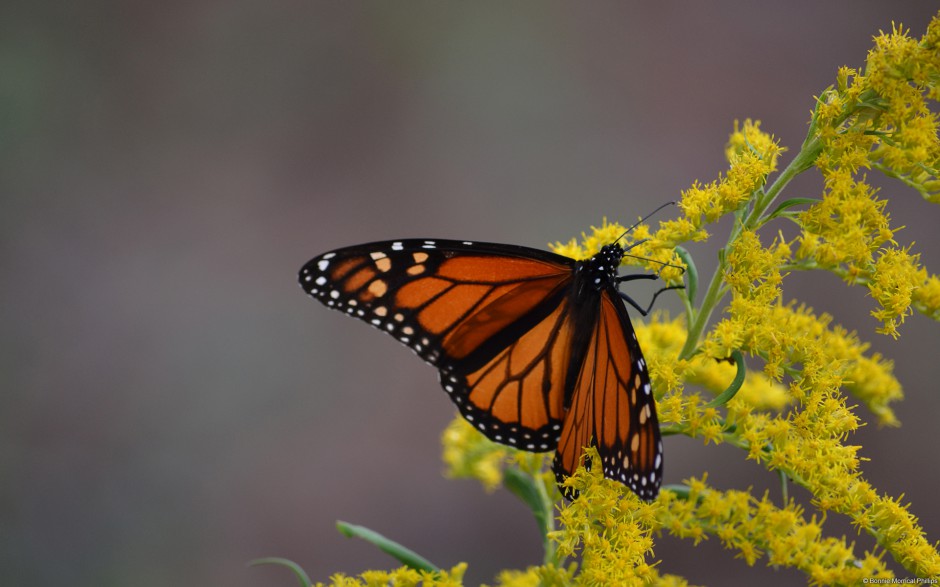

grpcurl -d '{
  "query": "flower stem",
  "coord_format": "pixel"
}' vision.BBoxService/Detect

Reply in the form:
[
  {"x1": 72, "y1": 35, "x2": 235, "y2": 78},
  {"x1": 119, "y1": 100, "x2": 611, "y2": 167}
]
[{"x1": 745, "y1": 136, "x2": 822, "y2": 230}]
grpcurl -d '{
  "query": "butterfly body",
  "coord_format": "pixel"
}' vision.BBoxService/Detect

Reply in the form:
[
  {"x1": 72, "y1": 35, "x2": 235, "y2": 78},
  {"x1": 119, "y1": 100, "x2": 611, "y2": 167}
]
[{"x1": 300, "y1": 238, "x2": 662, "y2": 500}]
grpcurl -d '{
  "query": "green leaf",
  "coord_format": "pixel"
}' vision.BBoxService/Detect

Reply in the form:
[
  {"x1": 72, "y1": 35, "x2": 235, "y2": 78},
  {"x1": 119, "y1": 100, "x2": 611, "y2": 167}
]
[
  {"x1": 779, "y1": 469, "x2": 789, "y2": 504},
  {"x1": 336, "y1": 521, "x2": 440, "y2": 572},
  {"x1": 764, "y1": 197, "x2": 818, "y2": 222},
  {"x1": 503, "y1": 468, "x2": 551, "y2": 537},
  {"x1": 674, "y1": 246, "x2": 698, "y2": 304},
  {"x1": 706, "y1": 349, "x2": 747, "y2": 408},
  {"x1": 503, "y1": 467, "x2": 557, "y2": 563},
  {"x1": 662, "y1": 484, "x2": 692, "y2": 499},
  {"x1": 249, "y1": 557, "x2": 312, "y2": 587}
]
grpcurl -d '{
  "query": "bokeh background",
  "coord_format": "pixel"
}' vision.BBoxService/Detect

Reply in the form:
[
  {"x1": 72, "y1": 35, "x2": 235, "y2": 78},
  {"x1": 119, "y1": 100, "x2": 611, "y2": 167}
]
[{"x1": 3, "y1": 2, "x2": 939, "y2": 586}]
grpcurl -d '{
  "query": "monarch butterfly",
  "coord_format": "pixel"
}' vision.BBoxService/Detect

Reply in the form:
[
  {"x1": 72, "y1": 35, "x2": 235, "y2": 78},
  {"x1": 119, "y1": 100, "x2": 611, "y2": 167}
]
[{"x1": 299, "y1": 225, "x2": 675, "y2": 501}]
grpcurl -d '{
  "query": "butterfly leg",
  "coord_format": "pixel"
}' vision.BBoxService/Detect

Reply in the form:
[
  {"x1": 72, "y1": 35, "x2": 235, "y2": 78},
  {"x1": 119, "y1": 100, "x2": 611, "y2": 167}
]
[{"x1": 616, "y1": 275, "x2": 685, "y2": 316}]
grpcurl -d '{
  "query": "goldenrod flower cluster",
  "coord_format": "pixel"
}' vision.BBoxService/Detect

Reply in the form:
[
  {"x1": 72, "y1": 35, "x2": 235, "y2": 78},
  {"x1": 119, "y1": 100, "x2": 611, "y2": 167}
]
[
  {"x1": 795, "y1": 21, "x2": 940, "y2": 336},
  {"x1": 312, "y1": 564, "x2": 468, "y2": 587},
  {"x1": 304, "y1": 13, "x2": 940, "y2": 587},
  {"x1": 658, "y1": 476, "x2": 892, "y2": 584}
]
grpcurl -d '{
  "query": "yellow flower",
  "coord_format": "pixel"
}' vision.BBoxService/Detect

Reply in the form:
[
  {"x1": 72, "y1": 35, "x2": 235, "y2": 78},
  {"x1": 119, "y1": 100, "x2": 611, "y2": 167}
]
[
  {"x1": 313, "y1": 564, "x2": 468, "y2": 587},
  {"x1": 868, "y1": 247, "x2": 927, "y2": 337},
  {"x1": 551, "y1": 448, "x2": 664, "y2": 587},
  {"x1": 658, "y1": 477, "x2": 893, "y2": 580}
]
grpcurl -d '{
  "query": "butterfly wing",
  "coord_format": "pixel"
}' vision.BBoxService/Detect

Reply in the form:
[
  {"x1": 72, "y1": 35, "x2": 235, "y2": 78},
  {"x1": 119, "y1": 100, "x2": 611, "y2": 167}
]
[
  {"x1": 299, "y1": 239, "x2": 578, "y2": 448},
  {"x1": 552, "y1": 286, "x2": 663, "y2": 500}
]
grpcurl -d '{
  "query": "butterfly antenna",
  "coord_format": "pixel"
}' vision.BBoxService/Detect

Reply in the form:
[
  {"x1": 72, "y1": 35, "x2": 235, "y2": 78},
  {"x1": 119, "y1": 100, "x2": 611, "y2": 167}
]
[{"x1": 613, "y1": 201, "x2": 677, "y2": 244}]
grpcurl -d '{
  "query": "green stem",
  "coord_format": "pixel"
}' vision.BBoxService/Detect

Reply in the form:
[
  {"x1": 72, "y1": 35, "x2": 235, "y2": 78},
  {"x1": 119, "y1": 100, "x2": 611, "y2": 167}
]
[
  {"x1": 678, "y1": 260, "x2": 727, "y2": 360},
  {"x1": 502, "y1": 467, "x2": 557, "y2": 565},
  {"x1": 535, "y1": 474, "x2": 557, "y2": 565},
  {"x1": 744, "y1": 136, "x2": 823, "y2": 231}
]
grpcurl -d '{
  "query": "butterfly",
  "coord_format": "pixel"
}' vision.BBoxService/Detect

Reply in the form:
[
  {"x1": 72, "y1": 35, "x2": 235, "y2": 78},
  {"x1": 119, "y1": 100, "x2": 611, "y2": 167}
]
[{"x1": 299, "y1": 227, "x2": 675, "y2": 501}]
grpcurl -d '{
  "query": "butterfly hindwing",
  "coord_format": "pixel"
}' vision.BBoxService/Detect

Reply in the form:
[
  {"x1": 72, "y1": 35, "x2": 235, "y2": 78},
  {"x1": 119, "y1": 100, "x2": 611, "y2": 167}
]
[
  {"x1": 552, "y1": 286, "x2": 663, "y2": 500},
  {"x1": 442, "y1": 292, "x2": 574, "y2": 450}
]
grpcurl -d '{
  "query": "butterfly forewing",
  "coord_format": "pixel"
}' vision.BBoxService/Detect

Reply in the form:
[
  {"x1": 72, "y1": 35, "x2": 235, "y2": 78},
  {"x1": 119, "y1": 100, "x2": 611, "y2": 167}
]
[
  {"x1": 552, "y1": 287, "x2": 663, "y2": 500},
  {"x1": 300, "y1": 239, "x2": 578, "y2": 448}
]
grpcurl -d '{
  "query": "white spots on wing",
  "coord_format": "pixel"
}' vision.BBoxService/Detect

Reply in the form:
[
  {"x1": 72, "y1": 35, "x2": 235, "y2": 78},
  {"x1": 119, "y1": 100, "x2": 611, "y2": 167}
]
[
  {"x1": 637, "y1": 357, "x2": 646, "y2": 370},
  {"x1": 391, "y1": 241, "x2": 404, "y2": 251},
  {"x1": 370, "y1": 251, "x2": 387, "y2": 260},
  {"x1": 317, "y1": 260, "x2": 330, "y2": 271},
  {"x1": 462, "y1": 241, "x2": 473, "y2": 245},
  {"x1": 315, "y1": 276, "x2": 327, "y2": 286},
  {"x1": 370, "y1": 318, "x2": 381, "y2": 326},
  {"x1": 329, "y1": 290, "x2": 340, "y2": 299},
  {"x1": 654, "y1": 453, "x2": 662, "y2": 470},
  {"x1": 644, "y1": 382, "x2": 651, "y2": 396},
  {"x1": 322, "y1": 252, "x2": 336, "y2": 260},
  {"x1": 422, "y1": 240, "x2": 436, "y2": 249}
]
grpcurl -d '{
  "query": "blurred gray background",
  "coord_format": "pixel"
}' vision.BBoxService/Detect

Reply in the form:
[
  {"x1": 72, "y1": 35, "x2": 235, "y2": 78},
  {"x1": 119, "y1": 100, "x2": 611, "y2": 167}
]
[{"x1": 3, "y1": 2, "x2": 938, "y2": 586}]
